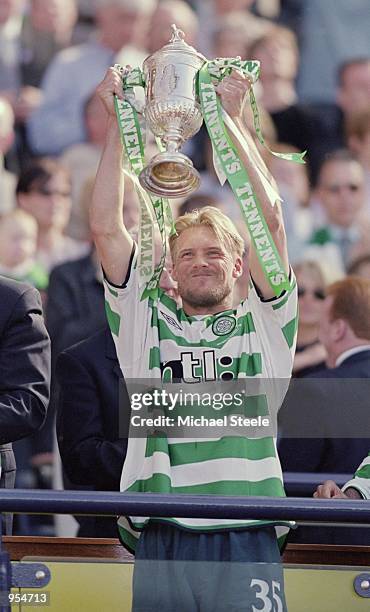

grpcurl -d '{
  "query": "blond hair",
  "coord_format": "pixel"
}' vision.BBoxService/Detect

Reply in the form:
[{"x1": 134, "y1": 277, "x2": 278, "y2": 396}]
[
  {"x1": 294, "y1": 260, "x2": 327, "y2": 286},
  {"x1": 169, "y1": 206, "x2": 245, "y2": 261}
]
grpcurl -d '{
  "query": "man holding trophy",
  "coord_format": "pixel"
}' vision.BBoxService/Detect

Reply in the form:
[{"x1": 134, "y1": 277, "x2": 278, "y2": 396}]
[{"x1": 91, "y1": 26, "x2": 298, "y2": 612}]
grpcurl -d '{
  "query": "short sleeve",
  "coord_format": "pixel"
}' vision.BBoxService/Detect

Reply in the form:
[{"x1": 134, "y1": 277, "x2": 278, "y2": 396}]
[
  {"x1": 103, "y1": 245, "x2": 151, "y2": 370},
  {"x1": 248, "y1": 270, "x2": 298, "y2": 377}
]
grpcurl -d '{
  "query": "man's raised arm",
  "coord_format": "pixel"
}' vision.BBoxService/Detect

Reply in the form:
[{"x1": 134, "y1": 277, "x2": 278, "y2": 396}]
[
  {"x1": 216, "y1": 71, "x2": 289, "y2": 299},
  {"x1": 90, "y1": 68, "x2": 133, "y2": 286}
]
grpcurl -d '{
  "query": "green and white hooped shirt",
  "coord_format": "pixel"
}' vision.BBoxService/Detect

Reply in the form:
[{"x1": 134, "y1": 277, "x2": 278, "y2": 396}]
[{"x1": 104, "y1": 247, "x2": 298, "y2": 553}]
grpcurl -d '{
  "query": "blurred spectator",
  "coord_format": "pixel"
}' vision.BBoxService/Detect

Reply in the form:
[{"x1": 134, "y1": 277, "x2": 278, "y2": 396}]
[
  {"x1": 0, "y1": 0, "x2": 23, "y2": 98},
  {"x1": 338, "y1": 58, "x2": 370, "y2": 119},
  {"x1": 212, "y1": 10, "x2": 271, "y2": 60},
  {"x1": 346, "y1": 108, "x2": 370, "y2": 215},
  {"x1": 249, "y1": 26, "x2": 298, "y2": 117},
  {"x1": 65, "y1": 173, "x2": 140, "y2": 242},
  {"x1": 280, "y1": 276, "x2": 370, "y2": 449},
  {"x1": 46, "y1": 249, "x2": 105, "y2": 358},
  {"x1": 348, "y1": 254, "x2": 370, "y2": 280},
  {"x1": 0, "y1": 96, "x2": 16, "y2": 213},
  {"x1": 61, "y1": 93, "x2": 108, "y2": 240},
  {"x1": 0, "y1": 0, "x2": 78, "y2": 169},
  {"x1": 276, "y1": 0, "x2": 303, "y2": 33},
  {"x1": 146, "y1": 0, "x2": 198, "y2": 54},
  {"x1": 279, "y1": 276, "x2": 370, "y2": 543},
  {"x1": 292, "y1": 261, "x2": 327, "y2": 378},
  {"x1": 27, "y1": 0, "x2": 154, "y2": 155},
  {"x1": 0, "y1": 209, "x2": 48, "y2": 291},
  {"x1": 249, "y1": 26, "x2": 323, "y2": 182},
  {"x1": 56, "y1": 327, "x2": 128, "y2": 537},
  {"x1": 16, "y1": 158, "x2": 89, "y2": 272},
  {"x1": 73, "y1": 0, "x2": 96, "y2": 42},
  {"x1": 0, "y1": 275, "x2": 50, "y2": 534},
  {"x1": 20, "y1": 0, "x2": 78, "y2": 89},
  {"x1": 196, "y1": 0, "x2": 267, "y2": 58},
  {"x1": 296, "y1": 0, "x2": 370, "y2": 104},
  {"x1": 292, "y1": 58, "x2": 370, "y2": 186},
  {"x1": 305, "y1": 150, "x2": 370, "y2": 279}
]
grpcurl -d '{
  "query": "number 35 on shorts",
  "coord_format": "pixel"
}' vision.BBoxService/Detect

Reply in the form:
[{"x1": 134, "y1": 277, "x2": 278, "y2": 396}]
[{"x1": 250, "y1": 579, "x2": 284, "y2": 612}]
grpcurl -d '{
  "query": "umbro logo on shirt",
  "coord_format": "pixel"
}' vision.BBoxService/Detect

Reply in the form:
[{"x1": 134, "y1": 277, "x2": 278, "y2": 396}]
[{"x1": 160, "y1": 311, "x2": 182, "y2": 331}]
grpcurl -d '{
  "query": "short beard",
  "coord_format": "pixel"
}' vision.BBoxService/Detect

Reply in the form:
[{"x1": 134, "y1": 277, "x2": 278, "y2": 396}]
[{"x1": 179, "y1": 281, "x2": 233, "y2": 309}]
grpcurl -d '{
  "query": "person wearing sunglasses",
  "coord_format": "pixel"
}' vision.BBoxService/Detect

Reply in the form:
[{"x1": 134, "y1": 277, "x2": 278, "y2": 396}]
[
  {"x1": 292, "y1": 260, "x2": 327, "y2": 378},
  {"x1": 279, "y1": 276, "x2": 370, "y2": 544},
  {"x1": 305, "y1": 149, "x2": 370, "y2": 278},
  {"x1": 16, "y1": 158, "x2": 89, "y2": 273}
]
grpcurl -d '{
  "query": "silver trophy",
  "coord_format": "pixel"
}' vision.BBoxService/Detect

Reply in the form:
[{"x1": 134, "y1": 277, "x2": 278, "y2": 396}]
[{"x1": 139, "y1": 24, "x2": 206, "y2": 198}]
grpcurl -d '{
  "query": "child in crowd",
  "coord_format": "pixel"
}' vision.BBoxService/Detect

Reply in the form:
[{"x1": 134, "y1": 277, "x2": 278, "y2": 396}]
[{"x1": 0, "y1": 209, "x2": 48, "y2": 291}]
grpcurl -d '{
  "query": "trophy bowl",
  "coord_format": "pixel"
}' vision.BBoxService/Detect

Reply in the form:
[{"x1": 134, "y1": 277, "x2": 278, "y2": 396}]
[{"x1": 139, "y1": 25, "x2": 206, "y2": 198}]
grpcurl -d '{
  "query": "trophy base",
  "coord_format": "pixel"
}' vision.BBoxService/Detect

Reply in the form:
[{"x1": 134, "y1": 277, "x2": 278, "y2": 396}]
[{"x1": 139, "y1": 152, "x2": 200, "y2": 198}]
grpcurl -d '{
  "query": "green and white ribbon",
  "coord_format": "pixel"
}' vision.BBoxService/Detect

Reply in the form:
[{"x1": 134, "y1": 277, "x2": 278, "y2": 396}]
[
  {"x1": 114, "y1": 65, "x2": 176, "y2": 300},
  {"x1": 207, "y1": 58, "x2": 306, "y2": 164},
  {"x1": 198, "y1": 58, "x2": 305, "y2": 296},
  {"x1": 198, "y1": 60, "x2": 302, "y2": 296}
]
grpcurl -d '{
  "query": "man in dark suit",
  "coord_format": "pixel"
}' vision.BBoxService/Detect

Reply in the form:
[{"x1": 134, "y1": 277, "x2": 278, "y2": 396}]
[
  {"x1": 278, "y1": 276, "x2": 370, "y2": 543},
  {"x1": 56, "y1": 327, "x2": 129, "y2": 538},
  {"x1": 0, "y1": 276, "x2": 50, "y2": 533},
  {"x1": 46, "y1": 250, "x2": 106, "y2": 356},
  {"x1": 25, "y1": 250, "x2": 107, "y2": 474}
]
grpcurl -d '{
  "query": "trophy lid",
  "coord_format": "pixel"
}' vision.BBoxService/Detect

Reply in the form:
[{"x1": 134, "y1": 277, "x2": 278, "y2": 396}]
[{"x1": 143, "y1": 24, "x2": 206, "y2": 66}]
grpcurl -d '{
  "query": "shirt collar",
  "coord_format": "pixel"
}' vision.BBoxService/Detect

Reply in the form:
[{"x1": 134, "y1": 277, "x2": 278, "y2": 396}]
[{"x1": 335, "y1": 345, "x2": 370, "y2": 367}]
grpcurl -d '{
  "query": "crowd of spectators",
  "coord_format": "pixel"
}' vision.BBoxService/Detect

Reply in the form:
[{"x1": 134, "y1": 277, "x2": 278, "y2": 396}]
[{"x1": 1, "y1": 0, "x2": 370, "y2": 541}]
